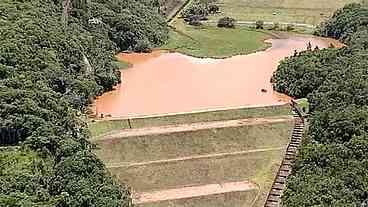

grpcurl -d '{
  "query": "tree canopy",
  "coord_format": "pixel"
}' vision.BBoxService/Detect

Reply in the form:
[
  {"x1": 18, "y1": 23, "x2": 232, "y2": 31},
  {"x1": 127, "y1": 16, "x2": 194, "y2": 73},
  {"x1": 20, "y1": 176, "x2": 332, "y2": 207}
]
[
  {"x1": 181, "y1": 0, "x2": 219, "y2": 23},
  {"x1": 272, "y1": 3, "x2": 368, "y2": 206},
  {"x1": 0, "y1": 0, "x2": 168, "y2": 206}
]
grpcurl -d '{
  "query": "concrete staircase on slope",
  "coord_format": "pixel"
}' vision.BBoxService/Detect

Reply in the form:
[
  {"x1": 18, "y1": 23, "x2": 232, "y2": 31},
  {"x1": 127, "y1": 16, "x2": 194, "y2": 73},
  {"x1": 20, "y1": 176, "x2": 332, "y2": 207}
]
[{"x1": 264, "y1": 111, "x2": 305, "y2": 207}]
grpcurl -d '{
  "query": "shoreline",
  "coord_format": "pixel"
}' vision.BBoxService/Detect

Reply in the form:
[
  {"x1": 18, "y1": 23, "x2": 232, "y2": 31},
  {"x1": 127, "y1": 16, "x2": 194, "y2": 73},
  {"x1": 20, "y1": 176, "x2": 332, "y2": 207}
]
[
  {"x1": 90, "y1": 102, "x2": 290, "y2": 121},
  {"x1": 119, "y1": 31, "x2": 342, "y2": 61}
]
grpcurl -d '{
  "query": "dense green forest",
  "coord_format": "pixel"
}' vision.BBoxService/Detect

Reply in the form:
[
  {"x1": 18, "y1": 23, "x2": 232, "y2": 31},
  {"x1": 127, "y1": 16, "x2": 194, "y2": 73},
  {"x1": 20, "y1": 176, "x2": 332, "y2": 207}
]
[
  {"x1": 272, "y1": 3, "x2": 368, "y2": 206},
  {"x1": 0, "y1": 0, "x2": 168, "y2": 206}
]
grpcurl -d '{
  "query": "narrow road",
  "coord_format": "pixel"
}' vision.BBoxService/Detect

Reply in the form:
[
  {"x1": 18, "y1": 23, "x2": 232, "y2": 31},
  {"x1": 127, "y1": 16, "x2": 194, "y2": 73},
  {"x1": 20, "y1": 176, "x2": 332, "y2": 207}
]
[
  {"x1": 204, "y1": 20, "x2": 316, "y2": 28},
  {"x1": 62, "y1": 0, "x2": 71, "y2": 24},
  {"x1": 133, "y1": 181, "x2": 258, "y2": 204},
  {"x1": 106, "y1": 147, "x2": 286, "y2": 168},
  {"x1": 167, "y1": 0, "x2": 191, "y2": 23},
  {"x1": 92, "y1": 115, "x2": 293, "y2": 141}
]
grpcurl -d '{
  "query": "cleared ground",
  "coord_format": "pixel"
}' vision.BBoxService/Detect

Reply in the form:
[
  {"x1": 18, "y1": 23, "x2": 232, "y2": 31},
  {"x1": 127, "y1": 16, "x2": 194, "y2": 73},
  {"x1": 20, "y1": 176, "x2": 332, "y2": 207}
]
[
  {"x1": 89, "y1": 104, "x2": 291, "y2": 137},
  {"x1": 208, "y1": 0, "x2": 362, "y2": 25}
]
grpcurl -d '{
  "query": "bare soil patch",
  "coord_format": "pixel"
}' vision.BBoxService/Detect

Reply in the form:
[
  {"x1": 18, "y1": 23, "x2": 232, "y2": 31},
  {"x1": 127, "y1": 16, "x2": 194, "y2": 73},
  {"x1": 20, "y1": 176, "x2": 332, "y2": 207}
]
[{"x1": 133, "y1": 181, "x2": 258, "y2": 204}]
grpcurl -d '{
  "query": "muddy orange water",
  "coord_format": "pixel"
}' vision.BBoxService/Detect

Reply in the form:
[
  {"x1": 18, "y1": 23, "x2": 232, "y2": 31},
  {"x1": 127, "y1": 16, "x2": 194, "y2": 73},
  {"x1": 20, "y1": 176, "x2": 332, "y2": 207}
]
[{"x1": 94, "y1": 36, "x2": 341, "y2": 118}]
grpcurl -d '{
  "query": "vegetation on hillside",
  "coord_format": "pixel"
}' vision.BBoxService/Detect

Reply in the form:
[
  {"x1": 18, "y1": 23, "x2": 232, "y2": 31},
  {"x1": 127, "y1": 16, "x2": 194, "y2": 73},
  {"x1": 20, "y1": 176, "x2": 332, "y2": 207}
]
[
  {"x1": 90, "y1": 105, "x2": 291, "y2": 137},
  {"x1": 0, "y1": 0, "x2": 168, "y2": 206},
  {"x1": 272, "y1": 3, "x2": 368, "y2": 206},
  {"x1": 181, "y1": 0, "x2": 219, "y2": 22},
  {"x1": 319, "y1": 2, "x2": 368, "y2": 43},
  {"x1": 217, "y1": 17, "x2": 236, "y2": 28}
]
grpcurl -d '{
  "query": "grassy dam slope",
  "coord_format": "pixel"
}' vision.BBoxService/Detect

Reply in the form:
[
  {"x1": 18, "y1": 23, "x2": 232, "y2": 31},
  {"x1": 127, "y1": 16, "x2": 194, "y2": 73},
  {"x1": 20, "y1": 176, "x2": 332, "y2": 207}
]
[{"x1": 91, "y1": 105, "x2": 295, "y2": 206}]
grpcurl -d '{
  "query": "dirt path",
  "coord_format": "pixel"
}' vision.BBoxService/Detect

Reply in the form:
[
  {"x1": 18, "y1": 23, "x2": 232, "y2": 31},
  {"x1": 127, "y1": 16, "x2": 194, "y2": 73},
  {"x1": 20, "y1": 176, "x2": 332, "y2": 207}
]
[
  {"x1": 167, "y1": 0, "x2": 191, "y2": 23},
  {"x1": 92, "y1": 115, "x2": 293, "y2": 141},
  {"x1": 62, "y1": 0, "x2": 71, "y2": 25},
  {"x1": 107, "y1": 146, "x2": 286, "y2": 168},
  {"x1": 133, "y1": 181, "x2": 258, "y2": 204}
]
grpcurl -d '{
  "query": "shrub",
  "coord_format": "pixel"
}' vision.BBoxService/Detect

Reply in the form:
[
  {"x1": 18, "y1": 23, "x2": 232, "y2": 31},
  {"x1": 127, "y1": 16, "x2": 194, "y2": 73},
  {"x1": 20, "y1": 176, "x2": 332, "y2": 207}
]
[
  {"x1": 286, "y1": 24, "x2": 294, "y2": 31},
  {"x1": 182, "y1": 3, "x2": 208, "y2": 19},
  {"x1": 272, "y1": 22, "x2": 280, "y2": 30},
  {"x1": 217, "y1": 17, "x2": 236, "y2": 28},
  {"x1": 255, "y1": 20, "x2": 264, "y2": 29},
  {"x1": 188, "y1": 15, "x2": 203, "y2": 26},
  {"x1": 134, "y1": 39, "x2": 152, "y2": 52},
  {"x1": 182, "y1": 0, "x2": 218, "y2": 23},
  {"x1": 208, "y1": 4, "x2": 219, "y2": 13}
]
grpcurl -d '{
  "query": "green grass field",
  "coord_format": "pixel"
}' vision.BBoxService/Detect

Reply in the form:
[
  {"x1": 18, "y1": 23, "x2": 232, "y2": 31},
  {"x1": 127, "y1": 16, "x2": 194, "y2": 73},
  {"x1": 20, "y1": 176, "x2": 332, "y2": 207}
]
[
  {"x1": 161, "y1": 20, "x2": 271, "y2": 58},
  {"x1": 89, "y1": 104, "x2": 291, "y2": 137},
  {"x1": 95, "y1": 122, "x2": 292, "y2": 164},
  {"x1": 109, "y1": 148, "x2": 284, "y2": 192},
  {"x1": 208, "y1": 0, "x2": 362, "y2": 25},
  {"x1": 137, "y1": 190, "x2": 259, "y2": 207},
  {"x1": 90, "y1": 120, "x2": 130, "y2": 137}
]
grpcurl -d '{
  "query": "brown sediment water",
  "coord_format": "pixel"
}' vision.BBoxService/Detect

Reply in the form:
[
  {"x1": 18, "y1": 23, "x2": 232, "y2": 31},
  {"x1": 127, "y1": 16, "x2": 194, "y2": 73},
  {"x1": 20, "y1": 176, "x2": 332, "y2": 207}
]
[{"x1": 94, "y1": 35, "x2": 342, "y2": 118}]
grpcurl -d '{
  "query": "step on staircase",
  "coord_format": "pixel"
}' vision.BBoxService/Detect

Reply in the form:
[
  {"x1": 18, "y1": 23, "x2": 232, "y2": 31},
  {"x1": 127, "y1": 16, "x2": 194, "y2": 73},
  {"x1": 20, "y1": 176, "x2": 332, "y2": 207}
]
[{"x1": 264, "y1": 111, "x2": 305, "y2": 207}]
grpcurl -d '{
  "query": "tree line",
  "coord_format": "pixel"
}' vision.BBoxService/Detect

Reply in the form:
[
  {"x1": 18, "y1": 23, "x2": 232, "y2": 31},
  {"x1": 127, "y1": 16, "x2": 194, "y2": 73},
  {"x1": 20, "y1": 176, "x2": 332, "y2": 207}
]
[
  {"x1": 272, "y1": 3, "x2": 368, "y2": 206},
  {"x1": 0, "y1": 0, "x2": 168, "y2": 206}
]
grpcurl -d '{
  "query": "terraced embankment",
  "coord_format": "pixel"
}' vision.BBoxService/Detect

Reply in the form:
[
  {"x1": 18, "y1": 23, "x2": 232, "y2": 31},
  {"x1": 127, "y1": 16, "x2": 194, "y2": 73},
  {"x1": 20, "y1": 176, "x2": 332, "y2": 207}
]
[
  {"x1": 90, "y1": 104, "x2": 291, "y2": 137},
  {"x1": 91, "y1": 105, "x2": 295, "y2": 206}
]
